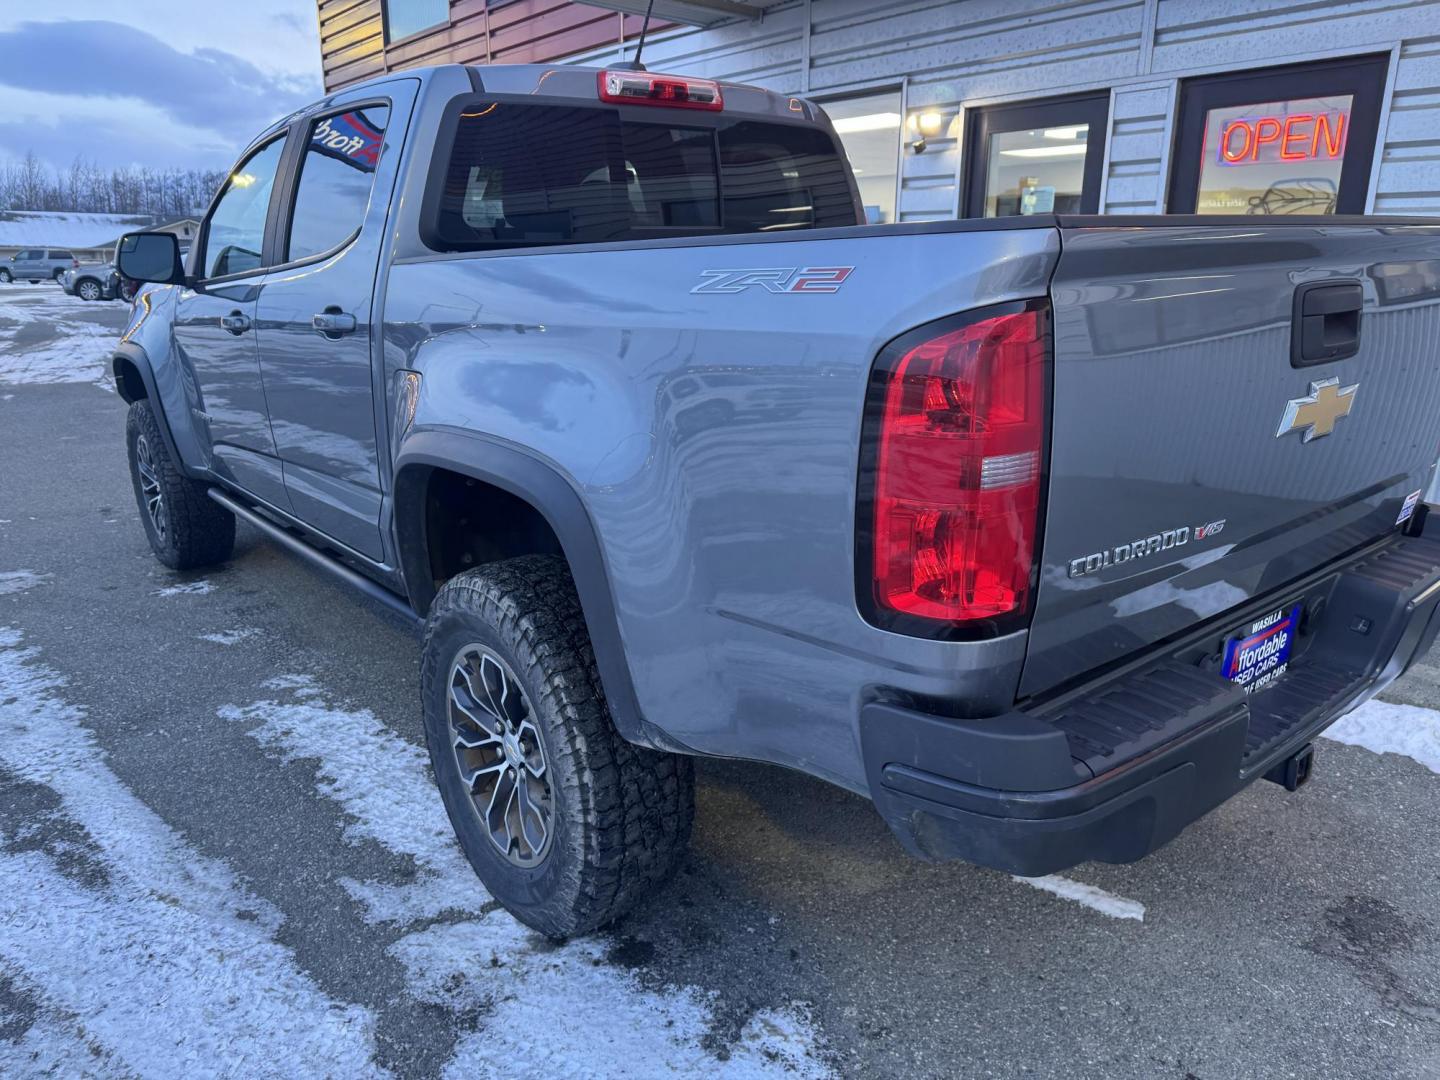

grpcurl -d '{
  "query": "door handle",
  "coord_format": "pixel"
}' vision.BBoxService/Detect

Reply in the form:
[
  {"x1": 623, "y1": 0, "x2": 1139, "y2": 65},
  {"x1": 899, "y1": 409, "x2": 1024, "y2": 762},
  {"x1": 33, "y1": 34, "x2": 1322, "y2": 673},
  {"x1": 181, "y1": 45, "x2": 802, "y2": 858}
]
[
  {"x1": 312, "y1": 309, "x2": 358, "y2": 337},
  {"x1": 219, "y1": 311, "x2": 251, "y2": 335},
  {"x1": 1292, "y1": 281, "x2": 1362, "y2": 367}
]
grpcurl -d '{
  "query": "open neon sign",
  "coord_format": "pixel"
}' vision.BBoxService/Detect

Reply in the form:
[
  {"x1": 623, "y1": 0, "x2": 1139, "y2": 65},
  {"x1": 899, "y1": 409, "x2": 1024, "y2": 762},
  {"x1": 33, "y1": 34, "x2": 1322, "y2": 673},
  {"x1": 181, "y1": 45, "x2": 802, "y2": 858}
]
[{"x1": 1217, "y1": 111, "x2": 1348, "y2": 165}]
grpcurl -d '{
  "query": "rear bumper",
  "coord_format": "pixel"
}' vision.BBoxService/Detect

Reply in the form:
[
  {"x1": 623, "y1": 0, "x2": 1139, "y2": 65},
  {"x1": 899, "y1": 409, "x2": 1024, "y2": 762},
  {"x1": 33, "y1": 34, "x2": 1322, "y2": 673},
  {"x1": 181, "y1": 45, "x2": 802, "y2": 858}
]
[{"x1": 861, "y1": 525, "x2": 1440, "y2": 876}]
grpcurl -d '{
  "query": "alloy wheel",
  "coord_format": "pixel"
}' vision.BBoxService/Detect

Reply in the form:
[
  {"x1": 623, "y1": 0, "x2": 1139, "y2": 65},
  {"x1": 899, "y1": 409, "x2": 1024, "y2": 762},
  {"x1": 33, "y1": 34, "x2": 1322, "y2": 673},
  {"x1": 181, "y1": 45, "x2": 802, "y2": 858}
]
[
  {"x1": 448, "y1": 644, "x2": 553, "y2": 867},
  {"x1": 78, "y1": 281, "x2": 101, "y2": 301},
  {"x1": 134, "y1": 434, "x2": 167, "y2": 544}
]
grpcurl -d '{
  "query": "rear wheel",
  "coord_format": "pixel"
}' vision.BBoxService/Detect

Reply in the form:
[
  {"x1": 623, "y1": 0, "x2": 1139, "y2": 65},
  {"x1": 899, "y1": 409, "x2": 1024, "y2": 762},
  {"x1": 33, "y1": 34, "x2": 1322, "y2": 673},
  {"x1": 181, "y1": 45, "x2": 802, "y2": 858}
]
[
  {"x1": 421, "y1": 555, "x2": 694, "y2": 939},
  {"x1": 77, "y1": 279, "x2": 101, "y2": 301},
  {"x1": 125, "y1": 400, "x2": 235, "y2": 570},
  {"x1": 52, "y1": 268, "x2": 65, "y2": 282}
]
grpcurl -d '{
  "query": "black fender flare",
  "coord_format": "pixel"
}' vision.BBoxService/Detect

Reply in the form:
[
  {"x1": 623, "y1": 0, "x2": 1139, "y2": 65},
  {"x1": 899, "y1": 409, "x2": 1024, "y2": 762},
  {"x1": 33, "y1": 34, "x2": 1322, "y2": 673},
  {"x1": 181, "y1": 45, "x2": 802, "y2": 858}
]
[
  {"x1": 392, "y1": 428, "x2": 687, "y2": 754},
  {"x1": 111, "y1": 343, "x2": 194, "y2": 479}
]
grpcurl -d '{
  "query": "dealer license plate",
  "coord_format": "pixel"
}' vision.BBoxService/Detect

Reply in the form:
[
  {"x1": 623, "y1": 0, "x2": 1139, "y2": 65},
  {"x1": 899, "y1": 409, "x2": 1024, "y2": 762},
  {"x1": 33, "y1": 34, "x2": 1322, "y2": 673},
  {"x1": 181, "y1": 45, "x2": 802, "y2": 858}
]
[{"x1": 1222, "y1": 604, "x2": 1301, "y2": 694}]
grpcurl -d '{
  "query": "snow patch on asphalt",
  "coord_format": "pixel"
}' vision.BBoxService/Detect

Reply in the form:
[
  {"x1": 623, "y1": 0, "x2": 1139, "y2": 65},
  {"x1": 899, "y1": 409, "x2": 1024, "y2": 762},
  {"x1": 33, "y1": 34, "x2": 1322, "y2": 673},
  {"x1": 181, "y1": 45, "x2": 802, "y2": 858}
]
[
  {"x1": 1325, "y1": 699, "x2": 1440, "y2": 775},
  {"x1": 0, "y1": 291, "x2": 123, "y2": 389},
  {"x1": 198, "y1": 628, "x2": 261, "y2": 646},
  {"x1": 153, "y1": 579, "x2": 215, "y2": 597},
  {"x1": 262, "y1": 672, "x2": 323, "y2": 699},
  {"x1": 0, "y1": 628, "x2": 388, "y2": 1078},
  {"x1": 1013, "y1": 875, "x2": 1146, "y2": 922},
  {"x1": 220, "y1": 688, "x2": 484, "y2": 925},
  {"x1": 0, "y1": 988, "x2": 121, "y2": 1079},
  {"x1": 393, "y1": 920, "x2": 829, "y2": 1079},
  {"x1": 0, "y1": 570, "x2": 51, "y2": 595},
  {"x1": 222, "y1": 678, "x2": 833, "y2": 1077}
]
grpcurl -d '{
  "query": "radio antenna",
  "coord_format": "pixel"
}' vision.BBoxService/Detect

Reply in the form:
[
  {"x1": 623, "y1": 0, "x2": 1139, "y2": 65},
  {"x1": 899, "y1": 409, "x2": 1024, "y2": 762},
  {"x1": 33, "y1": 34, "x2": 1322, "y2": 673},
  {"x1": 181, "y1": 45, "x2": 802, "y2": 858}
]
[{"x1": 620, "y1": 0, "x2": 656, "y2": 72}]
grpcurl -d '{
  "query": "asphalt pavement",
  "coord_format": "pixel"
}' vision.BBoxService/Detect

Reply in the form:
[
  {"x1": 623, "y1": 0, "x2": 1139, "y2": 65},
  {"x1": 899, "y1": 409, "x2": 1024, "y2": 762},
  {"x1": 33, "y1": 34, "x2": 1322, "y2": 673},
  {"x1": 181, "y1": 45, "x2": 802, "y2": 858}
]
[{"x1": 2, "y1": 287, "x2": 1439, "y2": 1078}]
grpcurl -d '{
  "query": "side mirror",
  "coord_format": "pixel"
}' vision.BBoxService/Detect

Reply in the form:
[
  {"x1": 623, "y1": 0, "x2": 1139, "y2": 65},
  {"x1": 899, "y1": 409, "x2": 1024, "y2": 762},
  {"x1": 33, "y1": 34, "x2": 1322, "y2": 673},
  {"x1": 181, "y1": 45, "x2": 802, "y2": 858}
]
[{"x1": 117, "y1": 232, "x2": 184, "y2": 286}]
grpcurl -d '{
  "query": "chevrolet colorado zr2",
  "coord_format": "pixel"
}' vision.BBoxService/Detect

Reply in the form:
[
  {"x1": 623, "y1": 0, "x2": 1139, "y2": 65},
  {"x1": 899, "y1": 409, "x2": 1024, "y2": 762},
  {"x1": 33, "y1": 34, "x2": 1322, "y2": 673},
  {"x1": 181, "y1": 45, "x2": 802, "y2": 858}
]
[{"x1": 112, "y1": 63, "x2": 1440, "y2": 938}]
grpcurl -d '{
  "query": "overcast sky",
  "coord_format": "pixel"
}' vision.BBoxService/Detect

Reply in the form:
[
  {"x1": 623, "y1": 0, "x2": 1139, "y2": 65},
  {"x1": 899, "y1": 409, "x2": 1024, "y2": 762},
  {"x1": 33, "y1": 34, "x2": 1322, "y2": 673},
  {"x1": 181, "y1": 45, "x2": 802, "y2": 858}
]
[{"x1": 0, "y1": 3, "x2": 323, "y2": 173}]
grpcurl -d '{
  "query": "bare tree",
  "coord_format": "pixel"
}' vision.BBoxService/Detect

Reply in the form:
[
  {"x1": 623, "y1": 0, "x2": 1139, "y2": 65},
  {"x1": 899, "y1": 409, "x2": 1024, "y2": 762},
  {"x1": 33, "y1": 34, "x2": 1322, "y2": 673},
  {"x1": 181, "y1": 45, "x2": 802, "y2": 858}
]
[{"x1": 0, "y1": 151, "x2": 224, "y2": 218}]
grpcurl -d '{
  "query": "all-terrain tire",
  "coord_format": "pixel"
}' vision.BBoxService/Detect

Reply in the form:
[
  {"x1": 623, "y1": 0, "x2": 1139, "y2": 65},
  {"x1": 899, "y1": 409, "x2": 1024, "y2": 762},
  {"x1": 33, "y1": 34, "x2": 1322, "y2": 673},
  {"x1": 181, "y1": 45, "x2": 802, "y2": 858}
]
[
  {"x1": 421, "y1": 554, "x2": 695, "y2": 939},
  {"x1": 125, "y1": 399, "x2": 235, "y2": 570}
]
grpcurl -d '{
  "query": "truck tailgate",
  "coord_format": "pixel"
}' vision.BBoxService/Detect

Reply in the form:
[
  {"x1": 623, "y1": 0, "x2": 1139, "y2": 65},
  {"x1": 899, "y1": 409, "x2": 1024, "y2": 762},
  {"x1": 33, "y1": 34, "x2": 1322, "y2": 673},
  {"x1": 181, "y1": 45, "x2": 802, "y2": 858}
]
[{"x1": 1020, "y1": 221, "x2": 1440, "y2": 699}]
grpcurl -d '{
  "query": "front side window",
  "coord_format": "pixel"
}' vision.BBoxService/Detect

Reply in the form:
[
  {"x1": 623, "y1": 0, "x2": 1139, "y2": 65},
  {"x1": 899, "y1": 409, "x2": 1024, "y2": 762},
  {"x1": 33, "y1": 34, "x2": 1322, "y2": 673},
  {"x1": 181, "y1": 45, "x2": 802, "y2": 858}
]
[
  {"x1": 384, "y1": 0, "x2": 448, "y2": 42},
  {"x1": 203, "y1": 137, "x2": 286, "y2": 279},
  {"x1": 287, "y1": 105, "x2": 391, "y2": 262},
  {"x1": 433, "y1": 102, "x2": 856, "y2": 250}
]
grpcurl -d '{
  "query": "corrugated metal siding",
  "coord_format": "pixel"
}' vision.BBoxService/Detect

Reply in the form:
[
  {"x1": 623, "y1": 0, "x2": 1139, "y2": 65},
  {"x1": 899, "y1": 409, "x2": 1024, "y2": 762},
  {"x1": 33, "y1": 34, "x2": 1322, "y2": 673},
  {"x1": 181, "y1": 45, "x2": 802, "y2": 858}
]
[
  {"x1": 1103, "y1": 83, "x2": 1172, "y2": 213},
  {"x1": 1376, "y1": 35, "x2": 1440, "y2": 215}
]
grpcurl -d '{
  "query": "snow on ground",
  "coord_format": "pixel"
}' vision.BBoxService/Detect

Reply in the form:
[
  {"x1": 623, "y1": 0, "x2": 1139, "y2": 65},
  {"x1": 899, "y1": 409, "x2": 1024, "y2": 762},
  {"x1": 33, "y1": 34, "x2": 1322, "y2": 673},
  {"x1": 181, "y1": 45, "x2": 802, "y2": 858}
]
[
  {"x1": 0, "y1": 628, "x2": 387, "y2": 1078},
  {"x1": 1325, "y1": 698, "x2": 1440, "y2": 775},
  {"x1": 0, "y1": 571, "x2": 51, "y2": 596},
  {"x1": 198, "y1": 628, "x2": 261, "y2": 645},
  {"x1": 0, "y1": 287, "x2": 126, "y2": 390},
  {"x1": 153, "y1": 579, "x2": 215, "y2": 597},
  {"x1": 222, "y1": 677, "x2": 832, "y2": 1078},
  {"x1": 1012, "y1": 875, "x2": 1147, "y2": 921}
]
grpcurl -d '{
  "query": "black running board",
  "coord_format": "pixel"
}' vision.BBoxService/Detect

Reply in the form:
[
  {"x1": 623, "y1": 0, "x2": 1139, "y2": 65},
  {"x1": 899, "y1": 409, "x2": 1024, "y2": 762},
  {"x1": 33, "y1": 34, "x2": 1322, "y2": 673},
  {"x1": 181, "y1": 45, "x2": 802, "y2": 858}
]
[{"x1": 207, "y1": 488, "x2": 422, "y2": 628}]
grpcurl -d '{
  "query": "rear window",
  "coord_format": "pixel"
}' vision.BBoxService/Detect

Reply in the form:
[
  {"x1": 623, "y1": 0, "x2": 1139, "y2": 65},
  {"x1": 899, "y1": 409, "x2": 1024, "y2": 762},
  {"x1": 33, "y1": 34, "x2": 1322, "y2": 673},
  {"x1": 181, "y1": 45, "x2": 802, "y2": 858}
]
[{"x1": 428, "y1": 102, "x2": 858, "y2": 250}]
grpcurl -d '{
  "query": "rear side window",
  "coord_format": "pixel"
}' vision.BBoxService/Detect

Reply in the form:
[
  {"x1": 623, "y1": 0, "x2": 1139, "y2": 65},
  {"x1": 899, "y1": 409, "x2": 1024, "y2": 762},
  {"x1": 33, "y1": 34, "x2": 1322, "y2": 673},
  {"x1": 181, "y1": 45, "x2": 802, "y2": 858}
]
[
  {"x1": 287, "y1": 105, "x2": 391, "y2": 262},
  {"x1": 49, "y1": 250, "x2": 72, "y2": 259},
  {"x1": 429, "y1": 102, "x2": 857, "y2": 250}
]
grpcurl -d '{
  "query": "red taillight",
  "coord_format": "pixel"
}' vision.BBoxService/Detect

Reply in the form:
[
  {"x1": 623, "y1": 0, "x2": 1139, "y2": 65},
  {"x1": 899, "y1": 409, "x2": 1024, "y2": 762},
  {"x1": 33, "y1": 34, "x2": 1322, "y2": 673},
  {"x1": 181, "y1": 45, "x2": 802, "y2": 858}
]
[
  {"x1": 597, "y1": 70, "x2": 723, "y2": 110},
  {"x1": 866, "y1": 306, "x2": 1047, "y2": 628}
]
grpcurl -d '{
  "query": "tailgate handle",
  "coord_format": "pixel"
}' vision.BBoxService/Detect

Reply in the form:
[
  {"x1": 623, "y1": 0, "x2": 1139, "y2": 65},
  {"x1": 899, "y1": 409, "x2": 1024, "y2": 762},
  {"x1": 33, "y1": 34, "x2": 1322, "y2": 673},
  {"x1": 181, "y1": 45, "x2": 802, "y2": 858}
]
[{"x1": 1292, "y1": 281, "x2": 1363, "y2": 368}]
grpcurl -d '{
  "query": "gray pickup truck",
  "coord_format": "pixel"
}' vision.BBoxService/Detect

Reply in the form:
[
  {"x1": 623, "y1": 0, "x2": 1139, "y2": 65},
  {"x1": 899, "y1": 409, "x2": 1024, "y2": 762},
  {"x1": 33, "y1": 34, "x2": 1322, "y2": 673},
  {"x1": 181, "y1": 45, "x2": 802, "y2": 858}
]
[{"x1": 113, "y1": 63, "x2": 1440, "y2": 938}]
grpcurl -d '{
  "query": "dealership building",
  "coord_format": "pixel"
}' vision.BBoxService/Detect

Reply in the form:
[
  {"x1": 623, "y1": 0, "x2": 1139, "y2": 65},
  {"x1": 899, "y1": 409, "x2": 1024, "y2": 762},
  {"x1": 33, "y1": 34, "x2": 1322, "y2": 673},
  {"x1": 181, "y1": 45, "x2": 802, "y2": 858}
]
[{"x1": 316, "y1": 0, "x2": 1440, "y2": 221}]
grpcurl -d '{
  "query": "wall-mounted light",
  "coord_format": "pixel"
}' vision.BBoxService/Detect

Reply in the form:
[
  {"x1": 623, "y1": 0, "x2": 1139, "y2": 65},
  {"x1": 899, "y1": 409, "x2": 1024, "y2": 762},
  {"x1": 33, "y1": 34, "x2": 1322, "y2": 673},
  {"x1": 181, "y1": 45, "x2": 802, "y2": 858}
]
[{"x1": 906, "y1": 110, "x2": 948, "y2": 153}]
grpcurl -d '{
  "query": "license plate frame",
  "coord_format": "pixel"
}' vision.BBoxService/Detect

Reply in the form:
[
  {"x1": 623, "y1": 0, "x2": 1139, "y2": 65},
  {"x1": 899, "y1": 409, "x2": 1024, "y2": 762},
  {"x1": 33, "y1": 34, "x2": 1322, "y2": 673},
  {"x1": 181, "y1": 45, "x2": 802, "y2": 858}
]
[{"x1": 1222, "y1": 604, "x2": 1302, "y2": 694}]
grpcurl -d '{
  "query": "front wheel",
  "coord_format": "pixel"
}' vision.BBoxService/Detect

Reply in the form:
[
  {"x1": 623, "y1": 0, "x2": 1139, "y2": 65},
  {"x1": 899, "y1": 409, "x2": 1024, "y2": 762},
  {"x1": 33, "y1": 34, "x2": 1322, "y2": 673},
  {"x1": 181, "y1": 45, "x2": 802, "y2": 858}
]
[
  {"x1": 125, "y1": 400, "x2": 235, "y2": 570},
  {"x1": 77, "y1": 280, "x2": 101, "y2": 301},
  {"x1": 421, "y1": 555, "x2": 694, "y2": 939},
  {"x1": 0, "y1": 269, "x2": 11, "y2": 284}
]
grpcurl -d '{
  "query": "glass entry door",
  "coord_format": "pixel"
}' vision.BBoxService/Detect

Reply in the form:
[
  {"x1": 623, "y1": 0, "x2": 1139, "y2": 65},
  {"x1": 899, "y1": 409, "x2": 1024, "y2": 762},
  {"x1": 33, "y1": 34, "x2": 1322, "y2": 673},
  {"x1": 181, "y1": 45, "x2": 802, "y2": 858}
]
[{"x1": 962, "y1": 93, "x2": 1109, "y2": 218}]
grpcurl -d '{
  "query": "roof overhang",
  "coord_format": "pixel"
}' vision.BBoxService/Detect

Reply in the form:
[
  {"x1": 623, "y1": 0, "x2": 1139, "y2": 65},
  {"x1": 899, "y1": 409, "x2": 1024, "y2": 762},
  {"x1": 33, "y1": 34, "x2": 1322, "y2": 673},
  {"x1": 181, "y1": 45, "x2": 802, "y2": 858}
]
[{"x1": 582, "y1": 0, "x2": 767, "y2": 28}]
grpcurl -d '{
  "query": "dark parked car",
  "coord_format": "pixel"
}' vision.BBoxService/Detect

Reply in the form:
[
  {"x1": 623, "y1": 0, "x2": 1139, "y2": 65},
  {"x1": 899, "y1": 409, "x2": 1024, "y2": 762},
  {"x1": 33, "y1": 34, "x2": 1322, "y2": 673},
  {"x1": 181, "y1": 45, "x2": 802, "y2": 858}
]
[{"x1": 61, "y1": 261, "x2": 121, "y2": 301}]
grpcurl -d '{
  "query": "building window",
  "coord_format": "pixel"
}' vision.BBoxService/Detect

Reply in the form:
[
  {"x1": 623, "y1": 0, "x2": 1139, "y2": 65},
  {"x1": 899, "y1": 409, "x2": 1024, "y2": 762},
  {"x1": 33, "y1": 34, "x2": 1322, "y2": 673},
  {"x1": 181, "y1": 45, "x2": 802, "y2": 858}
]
[
  {"x1": 820, "y1": 90, "x2": 901, "y2": 225},
  {"x1": 961, "y1": 93, "x2": 1109, "y2": 218},
  {"x1": 1168, "y1": 54, "x2": 1390, "y2": 215},
  {"x1": 384, "y1": 0, "x2": 449, "y2": 44}
]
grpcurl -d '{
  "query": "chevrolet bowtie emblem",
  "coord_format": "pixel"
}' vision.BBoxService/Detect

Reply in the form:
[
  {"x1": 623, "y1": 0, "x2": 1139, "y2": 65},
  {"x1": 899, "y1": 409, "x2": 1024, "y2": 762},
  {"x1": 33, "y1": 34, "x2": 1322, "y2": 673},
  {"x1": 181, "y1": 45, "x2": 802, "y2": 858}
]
[{"x1": 1276, "y1": 377, "x2": 1358, "y2": 442}]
